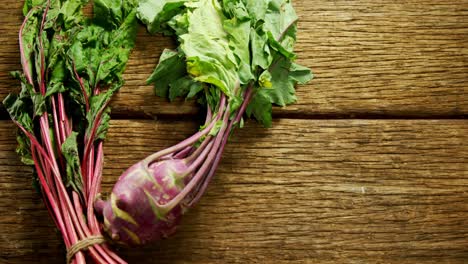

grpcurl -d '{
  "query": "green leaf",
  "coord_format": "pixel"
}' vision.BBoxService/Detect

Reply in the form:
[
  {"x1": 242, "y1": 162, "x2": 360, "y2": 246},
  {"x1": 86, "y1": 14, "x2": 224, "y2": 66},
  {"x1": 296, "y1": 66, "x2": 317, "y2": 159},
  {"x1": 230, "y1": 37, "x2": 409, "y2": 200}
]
[
  {"x1": 31, "y1": 93, "x2": 46, "y2": 116},
  {"x1": 23, "y1": 0, "x2": 46, "y2": 16},
  {"x1": 250, "y1": 28, "x2": 272, "y2": 71},
  {"x1": 20, "y1": 8, "x2": 40, "y2": 84},
  {"x1": 86, "y1": 91, "x2": 113, "y2": 140},
  {"x1": 264, "y1": 55, "x2": 312, "y2": 107},
  {"x1": 209, "y1": 120, "x2": 224, "y2": 136},
  {"x1": 3, "y1": 76, "x2": 35, "y2": 132},
  {"x1": 243, "y1": 0, "x2": 268, "y2": 23},
  {"x1": 167, "y1": 11, "x2": 189, "y2": 35},
  {"x1": 61, "y1": 132, "x2": 83, "y2": 194},
  {"x1": 187, "y1": 81, "x2": 204, "y2": 99},
  {"x1": 58, "y1": 0, "x2": 87, "y2": 30},
  {"x1": 95, "y1": 108, "x2": 112, "y2": 141},
  {"x1": 222, "y1": 1, "x2": 253, "y2": 84},
  {"x1": 290, "y1": 62, "x2": 314, "y2": 84},
  {"x1": 147, "y1": 49, "x2": 188, "y2": 98},
  {"x1": 138, "y1": 0, "x2": 313, "y2": 128},
  {"x1": 263, "y1": 0, "x2": 298, "y2": 41},
  {"x1": 137, "y1": 0, "x2": 188, "y2": 34},
  {"x1": 17, "y1": 133, "x2": 35, "y2": 166},
  {"x1": 169, "y1": 77, "x2": 203, "y2": 101},
  {"x1": 180, "y1": 0, "x2": 239, "y2": 97},
  {"x1": 94, "y1": 0, "x2": 132, "y2": 29},
  {"x1": 246, "y1": 88, "x2": 272, "y2": 127}
]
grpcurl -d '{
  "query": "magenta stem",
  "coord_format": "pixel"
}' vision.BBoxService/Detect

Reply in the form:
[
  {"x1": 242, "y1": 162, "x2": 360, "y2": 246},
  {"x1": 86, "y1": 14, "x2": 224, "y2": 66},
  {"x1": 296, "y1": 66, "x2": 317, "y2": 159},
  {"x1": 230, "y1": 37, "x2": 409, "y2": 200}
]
[
  {"x1": 31, "y1": 146, "x2": 69, "y2": 245},
  {"x1": 159, "y1": 99, "x2": 231, "y2": 211},
  {"x1": 185, "y1": 140, "x2": 215, "y2": 176},
  {"x1": 145, "y1": 95, "x2": 227, "y2": 164},
  {"x1": 57, "y1": 93, "x2": 72, "y2": 135},
  {"x1": 189, "y1": 85, "x2": 254, "y2": 206},
  {"x1": 74, "y1": 65, "x2": 90, "y2": 112}
]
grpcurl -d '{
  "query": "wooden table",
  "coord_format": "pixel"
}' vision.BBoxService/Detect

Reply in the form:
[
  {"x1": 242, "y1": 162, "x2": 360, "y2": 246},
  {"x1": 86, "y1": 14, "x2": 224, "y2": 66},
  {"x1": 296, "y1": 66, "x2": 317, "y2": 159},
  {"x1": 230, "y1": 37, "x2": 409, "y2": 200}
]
[{"x1": 1, "y1": 1, "x2": 467, "y2": 263}]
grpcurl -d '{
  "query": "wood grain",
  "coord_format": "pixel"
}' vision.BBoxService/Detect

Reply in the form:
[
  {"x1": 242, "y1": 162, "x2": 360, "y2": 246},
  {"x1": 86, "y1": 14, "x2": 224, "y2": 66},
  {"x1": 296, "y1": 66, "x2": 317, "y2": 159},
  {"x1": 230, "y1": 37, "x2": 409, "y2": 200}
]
[
  {"x1": 1, "y1": 119, "x2": 467, "y2": 263},
  {"x1": 1, "y1": 1, "x2": 468, "y2": 118}
]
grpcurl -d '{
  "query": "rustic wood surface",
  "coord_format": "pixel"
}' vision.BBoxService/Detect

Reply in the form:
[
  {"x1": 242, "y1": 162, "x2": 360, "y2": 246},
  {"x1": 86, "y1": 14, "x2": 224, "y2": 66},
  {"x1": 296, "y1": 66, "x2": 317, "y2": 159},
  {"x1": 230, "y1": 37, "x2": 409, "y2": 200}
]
[
  {"x1": 1, "y1": 120, "x2": 468, "y2": 264},
  {"x1": 0, "y1": 0, "x2": 467, "y2": 264}
]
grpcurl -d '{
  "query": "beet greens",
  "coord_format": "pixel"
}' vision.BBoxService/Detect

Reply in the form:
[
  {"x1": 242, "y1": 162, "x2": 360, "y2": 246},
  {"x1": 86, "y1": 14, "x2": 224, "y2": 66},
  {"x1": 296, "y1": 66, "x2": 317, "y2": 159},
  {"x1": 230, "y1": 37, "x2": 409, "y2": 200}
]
[
  {"x1": 3, "y1": 0, "x2": 137, "y2": 263},
  {"x1": 96, "y1": 0, "x2": 312, "y2": 246}
]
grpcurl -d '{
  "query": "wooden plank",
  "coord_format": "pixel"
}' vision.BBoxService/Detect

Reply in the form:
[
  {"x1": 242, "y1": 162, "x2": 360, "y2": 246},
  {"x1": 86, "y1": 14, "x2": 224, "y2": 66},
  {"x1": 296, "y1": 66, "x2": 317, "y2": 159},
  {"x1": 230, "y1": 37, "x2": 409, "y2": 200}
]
[
  {"x1": 292, "y1": 1, "x2": 468, "y2": 117},
  {"x1": 1, "y1": 1, "x2": 468, "y2": 118},
  {"x1": 1, "y1": 119, "x2": 467, "y2": 263}
]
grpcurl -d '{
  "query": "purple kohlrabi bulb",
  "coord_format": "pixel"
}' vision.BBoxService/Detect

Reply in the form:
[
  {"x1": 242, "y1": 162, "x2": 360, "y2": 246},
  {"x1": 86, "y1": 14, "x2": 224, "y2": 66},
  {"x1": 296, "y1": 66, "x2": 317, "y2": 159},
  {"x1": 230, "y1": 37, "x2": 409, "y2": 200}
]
[{"x1": 95, "y1": 158, "x2": 192, "y2": 246}]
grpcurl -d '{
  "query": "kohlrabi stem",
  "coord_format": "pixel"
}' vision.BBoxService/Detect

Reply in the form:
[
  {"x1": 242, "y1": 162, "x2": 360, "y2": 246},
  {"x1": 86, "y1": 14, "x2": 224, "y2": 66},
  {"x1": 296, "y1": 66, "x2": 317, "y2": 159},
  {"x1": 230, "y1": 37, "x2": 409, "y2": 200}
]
[
  {"x1": 189, "y1": 85, "x2": 254, "y2": 206},
  {"x1": 184, "y1": 107, "x2": 216, "y2": 163},
  {"x1": 144, "y1": 95, "x2": 228, "y2": 164},
  {"x1": 158, "y1": 100, "x2": 232, "y2": 211},
  {"x1": 185, "y1": 140, "x2": 215, "y2": 176},
  {"x1": 204, "y1": 107, "x2": 213, "y2": 125},
  {"x1": 173, "y1": 146, "x2": 194, "y2": 159},
  {"x1": 83, "y1": 143, "x2": 127, "y2": 264},
  {"x1": 185, "y1": 135, "x2": 213, "y2": 164}
]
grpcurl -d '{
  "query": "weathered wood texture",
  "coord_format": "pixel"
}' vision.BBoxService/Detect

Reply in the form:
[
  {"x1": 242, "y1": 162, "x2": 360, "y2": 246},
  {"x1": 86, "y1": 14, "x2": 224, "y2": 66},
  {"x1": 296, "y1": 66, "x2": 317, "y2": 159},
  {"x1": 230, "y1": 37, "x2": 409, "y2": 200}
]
[
  {"x1": 1, "y1": 120, "x2": 467, "y2": 263},
  {"x1": 1, "y1": 1, "x2": 468, "y2": 118}
]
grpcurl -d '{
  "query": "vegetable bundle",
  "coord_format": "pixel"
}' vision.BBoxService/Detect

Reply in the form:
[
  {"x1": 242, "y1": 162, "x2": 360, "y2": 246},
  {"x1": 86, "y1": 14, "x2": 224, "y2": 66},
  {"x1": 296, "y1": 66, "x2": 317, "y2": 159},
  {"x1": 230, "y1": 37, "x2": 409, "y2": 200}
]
[
  {"x1": 4, "y1": 0, "x2": 311, "y2": 261},
  {"x1": 95, "y1": 0, "x2": 312, "y2": 247},
  {"x1": 4, "y1": 0, "x2": 137, "y2": 263}
]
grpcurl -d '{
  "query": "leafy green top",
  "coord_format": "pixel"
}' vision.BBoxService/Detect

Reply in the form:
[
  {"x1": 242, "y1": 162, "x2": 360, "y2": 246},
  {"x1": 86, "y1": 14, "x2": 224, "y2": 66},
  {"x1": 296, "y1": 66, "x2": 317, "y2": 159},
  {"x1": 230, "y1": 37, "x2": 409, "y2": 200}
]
[
  {"x1": 3, "y1": 0, "x2": 137, "y2": 191},
  {"x1": 138, "y1": 0, "x2": 312, "y2": 127}
]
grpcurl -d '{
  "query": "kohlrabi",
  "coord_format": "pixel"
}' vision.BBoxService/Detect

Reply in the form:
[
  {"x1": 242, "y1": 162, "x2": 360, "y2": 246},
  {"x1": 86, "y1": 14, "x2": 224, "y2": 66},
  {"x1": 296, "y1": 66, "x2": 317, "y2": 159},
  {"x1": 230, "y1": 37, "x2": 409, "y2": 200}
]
[{"x1": 96, "y1": 0, "x2": 312, "y2": 246}]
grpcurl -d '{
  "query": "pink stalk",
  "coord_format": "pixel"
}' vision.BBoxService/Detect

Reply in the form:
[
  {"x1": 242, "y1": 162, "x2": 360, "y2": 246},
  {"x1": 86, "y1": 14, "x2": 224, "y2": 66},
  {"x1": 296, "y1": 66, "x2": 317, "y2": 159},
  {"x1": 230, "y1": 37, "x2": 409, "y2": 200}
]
[
  {"x1": 55, "y1": 95, "x2": 67, "y2": 143},
  {"x1": 72, "y1": 193, "x2": 113, "y2": 264},
  {"x1": 37, "y1": 146, "x2": 57, "y2": 199},
  {"x1": 189, "y1": 86, "x2": 254, "y2": 206},
  {"x1": 35, "y1": 111, "x2": 86, "y2": 264},
  {"x1": 58, "y1": 93, "x2": 72, "y2": 136},
  {"x1": 88, "y1": 143, "x2": 104, "y2": 207},
  {"x1": 31, "y1": 146, "x2": 69, "y2": 245},
  {"x1": 82, "y1": 99, "x2": 111, "y2": 177},
  {"x1": 86, "y1": 144, "x2": 127, "y2": 264},
  {"x1": 144, "y1": 95, "x2": 227, "y2": 164},
  {"x1": 156, "y1": 101, "x2": 232, "y2": 212},
  {"x1": 88, "y1": 146, "x2": 95, "y2": 197},
  {"x1": 185, "y1": 140, "x2": 215, "y2": 175},
  {"x1": 173, "y1": 146, "x2": 194, "y2": 159},
  {"x1": 51, "y1": 96, "x2": 67, "y2": 172},
  {"x1": 74, "y1": 66, "x2": 90, "y2": 112},
  {"x1": 16, "y1": 3, "x2": 128, "y2": 262},
  {"x1": 34, "y1": 143, "x2": 86, "y2": 264}
]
